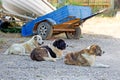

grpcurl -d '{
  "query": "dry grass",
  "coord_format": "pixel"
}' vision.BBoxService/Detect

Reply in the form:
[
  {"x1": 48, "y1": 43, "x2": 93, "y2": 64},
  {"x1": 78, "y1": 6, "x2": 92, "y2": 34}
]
[
  {"x1": 0, "y1": 38, "x2": 6, "y2": 48},
  {"x1": 0, "y1": 31, "x2": 22, "y2": 38}
]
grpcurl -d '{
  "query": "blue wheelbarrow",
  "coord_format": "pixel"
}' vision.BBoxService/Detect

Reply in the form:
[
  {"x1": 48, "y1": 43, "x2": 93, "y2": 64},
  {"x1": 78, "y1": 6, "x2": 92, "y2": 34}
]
[{"x1": 22, "y1": 5, "x2": 106, "y2": 39}]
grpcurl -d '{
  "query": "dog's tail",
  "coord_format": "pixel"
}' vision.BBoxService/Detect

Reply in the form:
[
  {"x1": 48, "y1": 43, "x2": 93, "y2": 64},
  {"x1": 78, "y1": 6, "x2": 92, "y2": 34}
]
[{"x1": 3, "y1": 48, "x2": 9, "y2": 54}]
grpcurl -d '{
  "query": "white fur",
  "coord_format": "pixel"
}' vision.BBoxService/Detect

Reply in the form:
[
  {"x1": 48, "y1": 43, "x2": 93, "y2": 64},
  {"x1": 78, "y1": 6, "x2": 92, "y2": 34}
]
[
  {"x1": 82, "y1": 53, "x2": 96, "y2": 66},
  {"x1": 82, "y1": 53, "x2": 110, "y2": 68},
  {"x1": 93, "y1": 63, "x2": 110, "y2": 68},
  {"x1": 86, "y1": 46, "x2": 91, "y2": 49},
  {"x1": 43, "y1": 45, "x2": 63, "y2": 62},
  {"x1": 4, "y1": 35, "x2": 43, "y2": 55}
]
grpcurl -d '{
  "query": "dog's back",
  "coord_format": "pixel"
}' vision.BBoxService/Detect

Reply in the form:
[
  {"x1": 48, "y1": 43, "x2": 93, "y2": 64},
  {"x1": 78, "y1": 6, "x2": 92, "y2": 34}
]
[
  {"x1": 4, "y1": 44, "x2": 25, "y2": 55},
  {"x1": 64, "y1": 49, "x2": 90, "y2": 66}
]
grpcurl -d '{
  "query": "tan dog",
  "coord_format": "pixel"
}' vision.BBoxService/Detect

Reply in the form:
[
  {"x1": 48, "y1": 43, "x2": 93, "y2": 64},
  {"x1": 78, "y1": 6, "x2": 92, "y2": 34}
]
[
  {"x1": 64, "y1": 44, "x2": 109, "y2": 68},
  {"x1": 4, "y1": 35, "x2": 43, "y2": 55},
  {"x1": 30, "y1": 39, "x2": 67, "y2": 62}
]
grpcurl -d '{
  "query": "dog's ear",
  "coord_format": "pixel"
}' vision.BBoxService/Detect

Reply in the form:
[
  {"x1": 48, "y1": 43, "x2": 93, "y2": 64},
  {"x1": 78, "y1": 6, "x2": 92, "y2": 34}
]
[
  {"x1": 53, "y1": 39, "x2": 66, "y2": 50},
  {"x1": 90, "y1": 45, "x2": 102, "y2": 56},
  {"x1": 53, "y1": 40, "x2": 57, "y2": 47},
  {"x1": 34, "y1": 35, "x2": 37, "y2": 40},
  {"x1": 89, "y1": 45, "x2": 97, "y2": 55},
  {"x1": 53, "y1": 39, "x2": 64, "y2": 47}
]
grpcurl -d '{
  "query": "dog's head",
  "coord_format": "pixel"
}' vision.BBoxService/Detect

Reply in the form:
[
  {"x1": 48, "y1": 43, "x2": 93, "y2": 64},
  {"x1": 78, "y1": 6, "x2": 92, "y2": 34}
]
[
  {"x1": 33, "y1": 35, "x2": 44, "y2": 45},
  {"x1": 89, "y1": 45, "x2": 104, "y2": 56},
  {"x1": 53, "y1": 39, "x2": 67, "y2": 50}
]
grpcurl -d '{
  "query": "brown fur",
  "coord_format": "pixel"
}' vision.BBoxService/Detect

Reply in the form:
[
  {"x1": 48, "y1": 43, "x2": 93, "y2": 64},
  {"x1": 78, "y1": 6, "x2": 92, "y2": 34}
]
[
  {"x1": 30, "y1": 39, "x2": 67, "y2": 62},
  {"x1": 30, "y1": 45, "x2": 63, "y2": 62},
  {"x1": 64, "y1": 45, "x2": 103, "y2": 66},
  {"x1": 30, "y1": 47, "x2": 48, "y2": 61}
]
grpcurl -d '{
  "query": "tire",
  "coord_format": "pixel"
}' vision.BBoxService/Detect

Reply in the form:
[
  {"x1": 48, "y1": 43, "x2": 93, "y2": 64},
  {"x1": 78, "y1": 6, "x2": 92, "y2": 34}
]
[
  {"x1": 65, "y1": 27, "x2": 81, "y2": 39},
  {"x1": 37, "y1": 21, "x2": 53, "y2": 40}
]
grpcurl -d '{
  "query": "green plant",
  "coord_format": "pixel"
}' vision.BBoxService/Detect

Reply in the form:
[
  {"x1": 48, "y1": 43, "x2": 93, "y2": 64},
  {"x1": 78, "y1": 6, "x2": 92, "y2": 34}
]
[
  {"x1": 100, "y1": 9, "x2": 117, "y2": 17},
  {"x1": 52, "y1": 0, "x2": 115, "y2": 17},
  {"x1": 69, "y1": 1, "x2": 83, "y2": 6}
]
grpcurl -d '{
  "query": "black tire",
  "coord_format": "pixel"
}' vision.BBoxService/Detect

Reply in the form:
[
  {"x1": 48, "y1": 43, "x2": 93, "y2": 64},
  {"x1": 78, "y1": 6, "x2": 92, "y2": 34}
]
[
  {"x1": 65, "y1": 27, "x2": 81, "y2": 39},
  {"x1": 37, "y1": 21, "x2": 53, "y2": 40}
]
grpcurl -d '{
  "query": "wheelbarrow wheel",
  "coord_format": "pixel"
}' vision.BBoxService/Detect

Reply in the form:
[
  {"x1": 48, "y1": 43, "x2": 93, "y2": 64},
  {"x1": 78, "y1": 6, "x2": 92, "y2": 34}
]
[
  {"x1": 65, "y1": 27, "x2": 81, "y2": 39},
  {"x1": 37, "y1": 21, "x2": 53, "y2": 40}
]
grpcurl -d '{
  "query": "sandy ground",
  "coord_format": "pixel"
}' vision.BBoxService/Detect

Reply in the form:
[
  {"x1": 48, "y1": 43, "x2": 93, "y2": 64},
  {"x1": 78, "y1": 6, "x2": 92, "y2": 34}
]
[{"x1": 0, "y1": 17, "x2": 120, "y2": 80}]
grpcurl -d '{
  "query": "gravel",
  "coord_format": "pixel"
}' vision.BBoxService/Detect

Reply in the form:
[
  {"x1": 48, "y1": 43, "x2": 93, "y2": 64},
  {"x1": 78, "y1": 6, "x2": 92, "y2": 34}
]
[{"x1": 0, "y1": 17, "x2": 120, "y2": 80}]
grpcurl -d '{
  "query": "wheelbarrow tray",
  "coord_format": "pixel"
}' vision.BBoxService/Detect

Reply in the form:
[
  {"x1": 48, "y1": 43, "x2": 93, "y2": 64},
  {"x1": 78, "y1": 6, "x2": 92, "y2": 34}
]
[{"x1": 21, "y1": 5, "x2": 92, "y2": 37}]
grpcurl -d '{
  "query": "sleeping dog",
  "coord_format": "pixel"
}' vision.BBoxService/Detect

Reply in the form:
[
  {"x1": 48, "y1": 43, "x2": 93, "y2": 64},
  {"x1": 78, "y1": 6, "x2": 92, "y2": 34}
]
[
  {"x1": 64, "y1": 44, "x2": 109, "y2": 68},
  {"x1": 30, "y1": 39, "x2": 67, "y2": 62},
  {"x1": 4, "y1": 35, "x2": 43, "y2": 55}
]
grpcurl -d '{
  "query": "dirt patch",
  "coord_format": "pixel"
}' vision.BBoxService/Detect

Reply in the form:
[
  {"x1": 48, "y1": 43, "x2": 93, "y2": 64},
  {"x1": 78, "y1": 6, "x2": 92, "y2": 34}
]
[
  {"x1": 82, "y1": 17, "x2": 120, "y2": 38},
  {"x1": 0, "y1": 17, "x2": 120, "y2": 80}
]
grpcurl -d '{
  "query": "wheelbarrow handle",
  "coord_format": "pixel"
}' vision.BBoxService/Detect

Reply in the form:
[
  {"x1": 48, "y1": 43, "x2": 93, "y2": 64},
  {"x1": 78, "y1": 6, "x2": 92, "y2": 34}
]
[{"x1": 81, "y1": 8, "x2": 108, "y2": 23}]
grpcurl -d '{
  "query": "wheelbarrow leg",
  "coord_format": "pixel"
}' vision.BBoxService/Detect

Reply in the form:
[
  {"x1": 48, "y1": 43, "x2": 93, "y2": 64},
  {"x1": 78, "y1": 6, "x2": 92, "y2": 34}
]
[{"x1": 65, "y1": 27, "x2": 81, "y2": 39}]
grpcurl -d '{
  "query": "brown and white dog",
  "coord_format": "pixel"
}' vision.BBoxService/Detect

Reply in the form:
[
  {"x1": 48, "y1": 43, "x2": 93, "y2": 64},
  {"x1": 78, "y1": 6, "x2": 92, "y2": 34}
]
[
  {"x1": 30, "y1": 39, "x2": 67, "y2": 62},
  {"x1": 64, "y1": 44, "x2": 109, "y2": 68},
  {"x1": 4, "y1": 35, "x2": 44, "y2": 55}
]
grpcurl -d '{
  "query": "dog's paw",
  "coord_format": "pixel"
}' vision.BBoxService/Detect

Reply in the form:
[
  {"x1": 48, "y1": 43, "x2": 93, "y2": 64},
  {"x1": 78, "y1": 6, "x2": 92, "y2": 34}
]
[
  {"x1": 100, "y1": 64, "x2": 110, "y2": 68},
  {"x1": 52, "y1": 58, "x2": 57, "y2": 62},
  {"x1": 93, "y1": 63, "x2": 110, "y2": 68}
]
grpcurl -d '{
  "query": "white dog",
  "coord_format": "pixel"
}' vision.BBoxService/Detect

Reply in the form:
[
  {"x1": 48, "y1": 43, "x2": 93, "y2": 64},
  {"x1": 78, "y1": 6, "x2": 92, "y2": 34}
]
[{"x1": 4, "y1": 35, "x2": 44, "y2": 55}]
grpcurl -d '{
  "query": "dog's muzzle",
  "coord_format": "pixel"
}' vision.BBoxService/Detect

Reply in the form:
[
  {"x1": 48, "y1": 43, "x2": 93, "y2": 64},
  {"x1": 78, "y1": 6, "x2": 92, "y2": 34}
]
[
  {"x1": 103, "y1": 51, "x2": 105, "y2": 54},
  {"x1": 98, "y1": 51, "x2": 105, "y2": 56},
  {"x1": 66, "y1": 44, "x2": 68, "y2": 47},
  {"x1": 38, "y1": 42, "x2": 44, "y2": 45}
]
